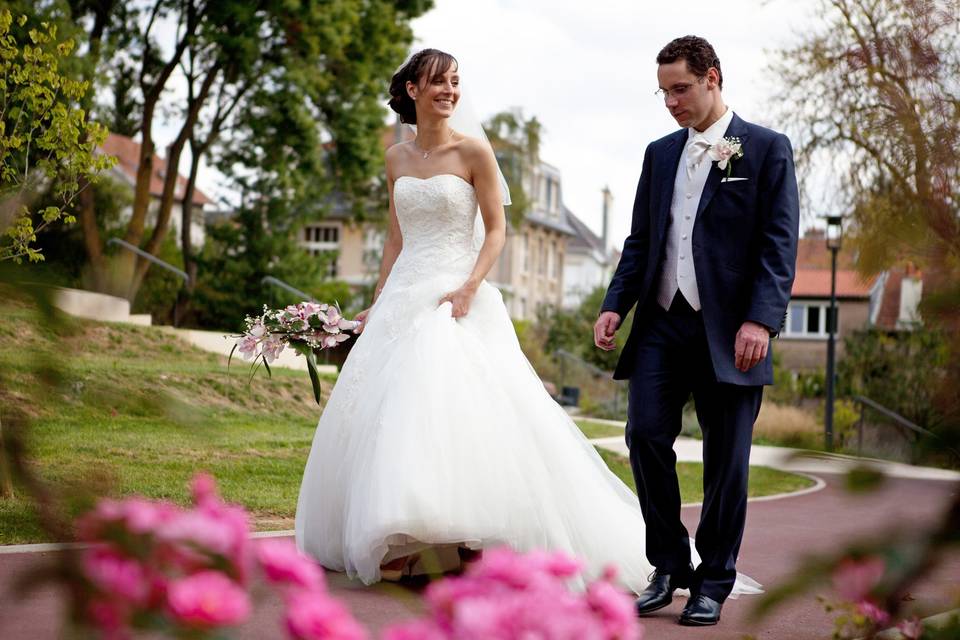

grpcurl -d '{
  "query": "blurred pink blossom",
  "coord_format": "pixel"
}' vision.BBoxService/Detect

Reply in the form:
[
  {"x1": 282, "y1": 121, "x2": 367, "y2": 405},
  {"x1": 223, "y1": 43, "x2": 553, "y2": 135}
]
[
  {"x1": 897, "y1": 617, "x2": 923, "y2": 639},
  {"x1": 86, "y1": 598, "x2": 130, "y2": 640},
  {"x1": 587, "y1": 576, "x2": 642, "y2": 640},
  {"x1": 82, "y1": 547, "x2": 150, "y2": 605},
  {"x1": 285, "y1": 589, "x2": 367, "y2": 640},
  {"x1": 191, "y1": 472, "x2": 217, "y2": 507},
  {"x1": 856, "y1": 600, "x2": 891, "y2": 626},
  {"x1": 390, "y1": 547, "x2": 641, "y2": 640},
  {"x1": 832, "y1": 556, "x2": 886, "y2": 602},
  {"x1": 257, "y1": 538, "x2": 325, "y2": 591},
  {"x1": 167, "y1": 571, "x2": 251, "y2": 628}
]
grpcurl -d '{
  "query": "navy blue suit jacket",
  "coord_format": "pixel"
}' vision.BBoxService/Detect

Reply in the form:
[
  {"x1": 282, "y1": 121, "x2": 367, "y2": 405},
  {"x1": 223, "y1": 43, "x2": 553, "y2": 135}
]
[{"x1": 601, "y1": 114, "x2": 800, "y2": 385}]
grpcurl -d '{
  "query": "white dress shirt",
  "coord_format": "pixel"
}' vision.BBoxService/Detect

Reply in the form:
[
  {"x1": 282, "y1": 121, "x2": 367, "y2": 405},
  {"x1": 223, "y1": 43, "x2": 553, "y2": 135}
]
[{"x1": 656, "y1": 108, "x2": 735, "y2": 312}]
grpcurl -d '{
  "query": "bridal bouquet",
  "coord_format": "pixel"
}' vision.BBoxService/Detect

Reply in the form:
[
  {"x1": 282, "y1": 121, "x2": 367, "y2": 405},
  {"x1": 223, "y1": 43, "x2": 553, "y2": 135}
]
[{"x1": 231, "y1": 301, "x2": 360, "y2": 404}]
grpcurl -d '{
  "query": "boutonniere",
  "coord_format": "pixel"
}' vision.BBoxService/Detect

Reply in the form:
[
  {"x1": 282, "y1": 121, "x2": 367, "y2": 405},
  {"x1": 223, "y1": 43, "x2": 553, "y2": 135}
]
[{"x1": 708, "y1": 137, "x2": 744, "y2": 178}]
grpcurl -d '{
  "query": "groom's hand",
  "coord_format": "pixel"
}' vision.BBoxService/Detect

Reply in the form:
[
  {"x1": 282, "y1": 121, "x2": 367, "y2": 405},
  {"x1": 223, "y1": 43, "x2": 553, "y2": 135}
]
[
  {"x1": 594, "y1": 312, "x2": 621, "y2": 351},
  {"x1": 735, "y1": 321, "x2": 771, "y2": 372}
]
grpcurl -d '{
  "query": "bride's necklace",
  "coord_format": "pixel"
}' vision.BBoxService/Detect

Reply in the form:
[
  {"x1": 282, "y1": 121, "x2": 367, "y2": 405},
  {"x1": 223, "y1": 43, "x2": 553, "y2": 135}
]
[{"x1": 413, "y1": 129, "x2": 454, "y2": 159}]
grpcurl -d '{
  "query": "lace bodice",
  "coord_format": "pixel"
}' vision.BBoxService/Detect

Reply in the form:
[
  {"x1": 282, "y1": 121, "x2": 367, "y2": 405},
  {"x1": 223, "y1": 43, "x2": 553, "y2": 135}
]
[{"x1": 390, "y1": 174, "x2": 481, "y2": 282}]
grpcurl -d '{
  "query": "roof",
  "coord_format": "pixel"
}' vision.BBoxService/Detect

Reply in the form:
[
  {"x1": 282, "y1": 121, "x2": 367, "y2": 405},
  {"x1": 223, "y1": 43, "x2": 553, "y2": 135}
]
[
  {"x1": 792, "y1": 268, "x2": 876, "y2": 298},
  {"x1": 795, "y1": 231, "x2": 858, "y2": 269},
  {"x1": 101, "y1": 133, "x2": 212, "y2": 206},
  {"x1": 564, "y1": 206, "x2": 608, "y2": 257}
]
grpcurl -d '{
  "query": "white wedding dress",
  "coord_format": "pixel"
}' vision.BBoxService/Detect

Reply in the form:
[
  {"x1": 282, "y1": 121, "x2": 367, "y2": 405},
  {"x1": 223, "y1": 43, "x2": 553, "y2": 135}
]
[{"x1": 294, "y1": 174, "x2": 760, "y2": 596}]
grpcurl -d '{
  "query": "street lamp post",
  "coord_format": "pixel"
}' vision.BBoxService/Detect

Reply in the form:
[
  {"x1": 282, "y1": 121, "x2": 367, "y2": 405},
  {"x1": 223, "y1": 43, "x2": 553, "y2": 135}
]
[{"x1": 824, "y1": 215, "x2": 843, "y2": 451}]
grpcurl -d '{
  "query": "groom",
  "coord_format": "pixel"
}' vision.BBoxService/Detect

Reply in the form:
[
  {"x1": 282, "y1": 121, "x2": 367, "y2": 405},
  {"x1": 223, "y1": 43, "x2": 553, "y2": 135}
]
[{"x1": 594, "y1": 36, "x2": 799, "y2": 626}]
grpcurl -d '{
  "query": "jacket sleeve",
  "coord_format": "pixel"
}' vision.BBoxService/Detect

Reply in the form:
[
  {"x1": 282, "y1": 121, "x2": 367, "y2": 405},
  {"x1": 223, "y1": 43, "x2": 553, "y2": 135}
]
[
  {"x1": 745, "y1": 133, "x2": 800, "y2": 331},
  {"x1": 601, "y1": 144, "x2": 653, "y2": 319}
]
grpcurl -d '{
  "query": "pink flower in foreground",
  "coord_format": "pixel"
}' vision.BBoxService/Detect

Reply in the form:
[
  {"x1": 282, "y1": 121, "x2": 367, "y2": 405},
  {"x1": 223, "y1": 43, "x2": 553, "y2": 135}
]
[
  {"x1": 587, "y1": 576, "x2": 642, "y2": 640},
  {"x1": 257, "y1": 539, "x2": 325, "y2": 591},
  {"x1": 167, "y1": 571, "x2": 250, "y2": 628},
  {"x1": 832, "y1": 556, "x2": 886, "y2": 602},
  {"x1": 86, "y1": 598, "x2": 130, "y2": 640},
  {"x1": 82, "y1": 546, "x2": 150, "y2": 605},
  {"x1": 897, "y1": 617, "x2": 923, "y2": 639},
  {"x1": 191, "y1": 472, "x2": 218, "y2": 507},
  {"x1": 382, "y1": 619, "x2": 448, "y2": 640},
  {"x1": 285, "y1": 589, "x2": 367, "y2": 640},
  {"x1": 76, "y1": 497, "x2": 179, "y2": 541},
  {"x1": 856, "y1": 600, "x2": 891, "y2": 626}
]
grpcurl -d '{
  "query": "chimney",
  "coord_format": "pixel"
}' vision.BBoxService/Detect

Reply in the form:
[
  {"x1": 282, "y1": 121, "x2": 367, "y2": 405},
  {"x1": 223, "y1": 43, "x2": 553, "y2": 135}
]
[{"x1": 601, "y1": 185, "x2": 612, "y2": 253}]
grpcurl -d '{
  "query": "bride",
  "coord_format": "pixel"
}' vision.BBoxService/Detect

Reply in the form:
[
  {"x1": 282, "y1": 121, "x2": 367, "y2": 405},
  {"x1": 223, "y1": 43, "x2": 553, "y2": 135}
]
[{"x1": 294, "y1": 48, "x2": 756, "y2": 599}]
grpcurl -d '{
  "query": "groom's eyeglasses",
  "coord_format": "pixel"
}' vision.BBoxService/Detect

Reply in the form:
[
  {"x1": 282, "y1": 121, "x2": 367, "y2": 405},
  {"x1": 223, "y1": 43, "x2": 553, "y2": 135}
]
[{"x1": 655, "y1": 76, "x2": 706, "y2": 100}]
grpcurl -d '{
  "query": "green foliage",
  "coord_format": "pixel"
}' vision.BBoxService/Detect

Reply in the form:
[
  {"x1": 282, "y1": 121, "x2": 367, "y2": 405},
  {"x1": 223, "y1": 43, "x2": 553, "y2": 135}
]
[
  {"x1": 188, "y1": 210, "x2": 353, "y2": 333},
  {"x1": 0, "y1": 9, "x2": 113, "y2": 263},
  {"x1": 543, "y1": 285, "x2": 631, "y2": 371},
  {"x1": 837, "y1": 327, "x2": 947, "y2": 430}
]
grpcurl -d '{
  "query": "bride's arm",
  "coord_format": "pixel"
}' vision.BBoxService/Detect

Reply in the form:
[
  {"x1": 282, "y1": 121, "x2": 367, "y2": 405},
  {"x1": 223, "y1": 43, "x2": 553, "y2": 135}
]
[
  {"x1": 372, "y1": 178, "x2": 403, "y2": 305},
  {"x1": 355, "y1": 150, "x2": 404, "y2": 330},
  {"x1": 439, "y1": 141, "x2": 506, "y2": 318}
]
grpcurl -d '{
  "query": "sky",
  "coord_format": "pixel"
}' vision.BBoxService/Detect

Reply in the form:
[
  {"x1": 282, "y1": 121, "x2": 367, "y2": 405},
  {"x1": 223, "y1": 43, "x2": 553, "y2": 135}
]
[
  {"x1": 164, "y1": 0, "x2": 822, "y2": 249},
  {"x1": 409, "y1": 0, "x2": 818, "y2": 249}
]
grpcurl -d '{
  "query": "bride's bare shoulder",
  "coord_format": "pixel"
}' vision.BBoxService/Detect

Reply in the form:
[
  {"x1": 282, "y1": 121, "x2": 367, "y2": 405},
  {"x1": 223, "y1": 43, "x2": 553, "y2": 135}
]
[
  {"x1": 454, "y1": 134, "x2": 495, "y2": 162},
  {"x1": 385, "y1": 141, "x2": 415, "y2": 178}
]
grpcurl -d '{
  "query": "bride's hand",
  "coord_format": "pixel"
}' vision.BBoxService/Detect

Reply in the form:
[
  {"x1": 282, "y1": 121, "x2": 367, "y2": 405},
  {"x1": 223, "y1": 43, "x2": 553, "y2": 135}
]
[
  {"x1": 438, "y1": 281, "x2": 479, "y2": 319},
  {"x1": 354, "y1": 308, "x2": 372, "y2": 333}
]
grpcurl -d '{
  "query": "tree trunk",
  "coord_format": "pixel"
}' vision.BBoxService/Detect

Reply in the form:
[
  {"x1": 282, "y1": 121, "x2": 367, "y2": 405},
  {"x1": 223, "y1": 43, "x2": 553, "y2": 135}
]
[
  {"x1": 128, "y1": 64, "x2": 221, "y2": 299},
  {"x1": 175, "y1": 143, "x2": 203, "y2": 322},
  {"x1": 77, "y1": 176, "x2": 105, "y2": 291}
]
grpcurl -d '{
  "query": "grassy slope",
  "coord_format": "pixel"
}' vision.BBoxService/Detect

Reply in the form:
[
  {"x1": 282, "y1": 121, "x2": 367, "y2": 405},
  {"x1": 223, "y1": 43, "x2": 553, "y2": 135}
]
[{"x1": 1, "y1": 301, "x2": 812, "y2": 544}]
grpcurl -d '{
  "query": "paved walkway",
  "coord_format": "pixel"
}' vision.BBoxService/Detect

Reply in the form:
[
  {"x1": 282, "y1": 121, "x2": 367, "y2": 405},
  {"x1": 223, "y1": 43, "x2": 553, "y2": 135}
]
[{"x1": 2, "y1": 473, "x2": 957, "y2": 639}]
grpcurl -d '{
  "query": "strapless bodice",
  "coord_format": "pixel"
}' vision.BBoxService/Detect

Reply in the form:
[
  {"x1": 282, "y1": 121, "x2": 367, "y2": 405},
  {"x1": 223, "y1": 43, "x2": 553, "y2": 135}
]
[{"x1": 391, "y1": 175, "x2": 481, "y2": 281}]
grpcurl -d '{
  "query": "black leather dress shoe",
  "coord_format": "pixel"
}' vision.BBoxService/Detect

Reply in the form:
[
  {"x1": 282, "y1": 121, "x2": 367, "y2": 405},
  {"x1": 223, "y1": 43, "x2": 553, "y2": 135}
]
[
  {"x1": 679, "y1": 594, "x2": 722, "y2": 626},
  {"x1": 635, "y1": 569, "x2": 692, "y2": 616}
]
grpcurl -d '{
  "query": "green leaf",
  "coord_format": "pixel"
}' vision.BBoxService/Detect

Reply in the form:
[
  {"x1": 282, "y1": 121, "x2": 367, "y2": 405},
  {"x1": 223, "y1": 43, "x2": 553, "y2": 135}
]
[{"x1": 306, "y1": 351, "x2": 322, "y2": 405}]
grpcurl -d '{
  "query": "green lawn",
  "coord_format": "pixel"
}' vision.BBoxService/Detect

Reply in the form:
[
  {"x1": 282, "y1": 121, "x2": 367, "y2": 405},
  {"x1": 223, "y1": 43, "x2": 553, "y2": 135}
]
[
  {"x1": 596, "y1": 449, "x2": 814, "y2": 505},
  {"x1": 0, "y1": 300, "x2": 814, "y2": 545},
  {"x1": 574, "y1": 419, "x2": 625, "y2": 439}
]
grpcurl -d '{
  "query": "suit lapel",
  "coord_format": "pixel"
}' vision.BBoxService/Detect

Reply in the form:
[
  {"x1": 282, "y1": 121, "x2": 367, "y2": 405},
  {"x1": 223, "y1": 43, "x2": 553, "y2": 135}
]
[
  {"x1": 653, "y1": 130, "x2": 687, "y2": 239},
  {"x1": 695, "y1": 113, "x2": 750, "y2": 219}
]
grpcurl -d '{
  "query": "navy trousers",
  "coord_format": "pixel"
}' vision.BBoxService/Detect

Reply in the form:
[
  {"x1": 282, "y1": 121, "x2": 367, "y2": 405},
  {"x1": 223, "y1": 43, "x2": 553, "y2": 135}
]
[{"x1": 625, "y1": 293, "x2": 762, "y2": 602}]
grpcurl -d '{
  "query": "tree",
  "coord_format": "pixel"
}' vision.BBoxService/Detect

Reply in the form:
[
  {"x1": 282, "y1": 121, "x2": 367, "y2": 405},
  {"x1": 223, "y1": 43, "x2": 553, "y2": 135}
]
[
  {"x1": 31, "y1": 0, "x2": 431, "y2": 300},
  {"x1": 770, "y1": 0, "x2": 960, "y2": 426},
  {"x1": 0, "y1": 9, "x2": 113, "y2": 264},
  {"x1": 484, "y1": 108, "x2": 541, "y2": 228}
]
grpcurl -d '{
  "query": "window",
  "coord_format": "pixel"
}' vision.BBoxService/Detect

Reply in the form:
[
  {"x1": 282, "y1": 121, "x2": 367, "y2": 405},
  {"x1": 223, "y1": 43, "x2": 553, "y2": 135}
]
[
  {"x1": 523, "y1": 233, "x2": 530, "y2": 272},
  {"x1": 302, "y1": 224, "x2": 340, "y2": 256},
  {"x1": 784, "y1": 302, "x2": 834, "y2": 338},
  {"x1": 539, "y1": 239, "x2": 547, "y2": 276}
]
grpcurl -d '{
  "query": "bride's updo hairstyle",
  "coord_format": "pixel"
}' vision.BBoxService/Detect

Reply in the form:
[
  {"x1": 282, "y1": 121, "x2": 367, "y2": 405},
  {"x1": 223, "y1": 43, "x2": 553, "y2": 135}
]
[{"x1": 388, "y1": 48, "x2": 458, "y2": 125}]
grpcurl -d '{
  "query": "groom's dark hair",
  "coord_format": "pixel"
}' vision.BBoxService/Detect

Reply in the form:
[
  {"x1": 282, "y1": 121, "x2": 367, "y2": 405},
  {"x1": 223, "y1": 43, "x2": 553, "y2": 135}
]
[{"x1": 657, "y1": 36, "x2": 723, "y2": 90}]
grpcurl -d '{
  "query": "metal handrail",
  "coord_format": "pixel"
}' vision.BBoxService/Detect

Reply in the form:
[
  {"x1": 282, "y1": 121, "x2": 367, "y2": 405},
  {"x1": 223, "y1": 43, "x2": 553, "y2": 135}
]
[
  {"x1": 107, "y1": 237, "x2": 189, "y2": 327},
  {"x1": 850, "y1": 394, "x2": 958, "y2": 462},
  {"x1": 260, "y1": 276, "x2": 315, "y2": 302},
  {"x1": 107, "y1": 238, "x2": 189, "y2": 284}
]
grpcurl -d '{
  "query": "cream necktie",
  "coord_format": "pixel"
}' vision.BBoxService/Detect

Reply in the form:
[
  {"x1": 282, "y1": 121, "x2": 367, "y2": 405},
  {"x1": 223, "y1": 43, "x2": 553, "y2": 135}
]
[{"x1": 685, "y1": 135, "x2": 711, "y2": 179}]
